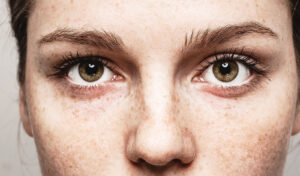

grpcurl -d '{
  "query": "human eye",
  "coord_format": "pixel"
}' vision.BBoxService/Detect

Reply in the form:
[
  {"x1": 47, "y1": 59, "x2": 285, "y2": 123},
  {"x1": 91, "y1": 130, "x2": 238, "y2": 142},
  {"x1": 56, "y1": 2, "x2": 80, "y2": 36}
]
[
  {"x1": 192, "y1": 49, "x2": 269, "y2": 97},
  {"x1": 50, "y1": 53, "x2": 124, "y2": 88}
]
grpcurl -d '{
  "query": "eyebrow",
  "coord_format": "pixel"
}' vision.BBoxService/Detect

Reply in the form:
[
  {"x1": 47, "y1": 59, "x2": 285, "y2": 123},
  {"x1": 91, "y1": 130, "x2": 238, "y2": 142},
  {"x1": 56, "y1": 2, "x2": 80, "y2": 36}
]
[
  {"x1": 39, "y1": 22, "x2": 278, "y2": 54},
  {"x1": 183, "y1": 22, "x2": 278, "y2": 52},
  {"x1": 38, "y1": 29, "x2": 125, "y2": 51}
]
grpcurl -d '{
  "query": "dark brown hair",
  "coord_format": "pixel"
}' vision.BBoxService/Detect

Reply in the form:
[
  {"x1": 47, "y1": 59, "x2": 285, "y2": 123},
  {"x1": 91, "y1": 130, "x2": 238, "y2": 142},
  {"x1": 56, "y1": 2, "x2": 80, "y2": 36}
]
[
  {"x1": 9, "y1": 0, "x2": 33, "y2": 85},
  {"x1": 8, "y1": 0, "x2": 300, "y2": 85}
]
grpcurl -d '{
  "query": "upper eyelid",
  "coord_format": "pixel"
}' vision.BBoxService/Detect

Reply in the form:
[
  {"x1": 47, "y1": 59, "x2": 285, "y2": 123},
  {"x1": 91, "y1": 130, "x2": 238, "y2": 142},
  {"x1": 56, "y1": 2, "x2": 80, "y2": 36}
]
[
  {"x1": 49, "y1": 54, "x2": 118, "y2": 78},
  {"x1": 194, "y1": 52, "x2": 269, "y2": 76},
  {"x1": 208, "y1": 54, "x2": 257, "y2": 65},
  {"x1": 199, "y1": 53, "x2": 256, "y2": 69},
  {"x1": 68, "y1": 53, "x2": 115, "y2": 67}
]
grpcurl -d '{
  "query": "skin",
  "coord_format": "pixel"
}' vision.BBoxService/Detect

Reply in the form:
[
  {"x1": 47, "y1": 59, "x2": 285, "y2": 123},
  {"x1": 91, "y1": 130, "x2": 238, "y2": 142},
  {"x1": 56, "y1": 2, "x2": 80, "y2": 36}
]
[{"x1": 20, "y1": 0, "x2": 300, "y2": 175}]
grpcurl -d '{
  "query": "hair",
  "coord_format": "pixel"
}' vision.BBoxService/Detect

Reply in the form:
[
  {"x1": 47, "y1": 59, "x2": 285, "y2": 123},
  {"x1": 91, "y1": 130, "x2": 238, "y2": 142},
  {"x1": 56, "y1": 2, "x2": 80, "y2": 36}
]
[
  {"x1": 7, "y1": 0, "x2": 300, "y2": 85},
  {"x1": 8, "y1": 0, "x2": 33, "y2": 85},
  {"x1": 293, "y1": 0, "x2": 300, "y2": 74}
]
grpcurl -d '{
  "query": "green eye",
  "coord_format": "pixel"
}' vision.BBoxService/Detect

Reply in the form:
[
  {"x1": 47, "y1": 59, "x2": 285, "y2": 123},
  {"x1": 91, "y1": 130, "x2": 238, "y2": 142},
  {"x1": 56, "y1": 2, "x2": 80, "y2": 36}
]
[
  {"x1": 78, "y1": 62, "x2": 104, "y2": 82},
  {"x1": 212, "y1": 61, "x2": 239, "y2": 82}
]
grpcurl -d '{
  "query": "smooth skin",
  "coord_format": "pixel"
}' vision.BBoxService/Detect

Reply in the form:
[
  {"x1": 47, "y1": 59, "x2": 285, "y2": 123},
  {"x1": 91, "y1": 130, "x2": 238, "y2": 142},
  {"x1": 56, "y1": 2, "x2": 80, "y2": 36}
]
[{"x1": 20, "y1": 0, "x2": 300, "y2": 175}]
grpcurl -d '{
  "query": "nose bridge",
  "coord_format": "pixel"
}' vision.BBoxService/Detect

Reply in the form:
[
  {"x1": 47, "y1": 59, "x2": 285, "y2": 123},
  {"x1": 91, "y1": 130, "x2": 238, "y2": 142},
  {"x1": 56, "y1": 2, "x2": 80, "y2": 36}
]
[
  {"x1": 141, "y1": 63, "x2": 174, "y2": 121},
  {"x1": 139, "y1": 60, "x2": 179, "y2": 158},
  {"x1": 126, "y1": 58, "x2": 195, "y2": 166}
]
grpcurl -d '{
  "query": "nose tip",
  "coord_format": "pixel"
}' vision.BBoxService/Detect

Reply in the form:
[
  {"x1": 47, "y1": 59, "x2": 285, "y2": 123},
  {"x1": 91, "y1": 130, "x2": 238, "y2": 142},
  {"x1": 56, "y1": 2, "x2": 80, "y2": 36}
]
[
  {"x1": 127, "y1": 136, "x2": 180, "y2": 166},
  {"x1": 126, "y1": 122, "x2": 196, "y2": 167}
]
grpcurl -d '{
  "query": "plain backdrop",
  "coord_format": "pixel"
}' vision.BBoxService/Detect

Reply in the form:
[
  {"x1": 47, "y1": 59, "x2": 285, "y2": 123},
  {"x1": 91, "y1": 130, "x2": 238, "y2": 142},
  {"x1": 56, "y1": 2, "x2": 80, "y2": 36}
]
[{"x1": 0, "y1": 1, "x2": 300, "y2": 176}]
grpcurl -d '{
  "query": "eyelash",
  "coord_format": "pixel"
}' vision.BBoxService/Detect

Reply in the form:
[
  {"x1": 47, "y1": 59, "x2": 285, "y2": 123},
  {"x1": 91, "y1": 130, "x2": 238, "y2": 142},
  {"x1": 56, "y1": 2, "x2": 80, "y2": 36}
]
[
  {"x1": 51, "y1": 50, "x2": 269, "y2": 79},
  {"x1": 49, "y1": 52, "x2": 118, "y2": 78},
  {"x1": 49, "y1": 49, "x2": 269, "y2": 97},
  {"x1": 196, "y1": 48, "x2": 269, "y2": 76}
]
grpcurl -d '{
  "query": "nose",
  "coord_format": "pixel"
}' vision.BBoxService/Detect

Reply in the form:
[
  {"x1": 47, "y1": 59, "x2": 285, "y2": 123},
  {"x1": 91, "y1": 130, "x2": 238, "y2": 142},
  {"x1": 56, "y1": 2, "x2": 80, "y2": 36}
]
[
  {"x1": 126, "y1": 70, "x2": 196, "y2": 167},
  {"x1": 126, "y1": 119, "x2": 196, "y2": 166}
]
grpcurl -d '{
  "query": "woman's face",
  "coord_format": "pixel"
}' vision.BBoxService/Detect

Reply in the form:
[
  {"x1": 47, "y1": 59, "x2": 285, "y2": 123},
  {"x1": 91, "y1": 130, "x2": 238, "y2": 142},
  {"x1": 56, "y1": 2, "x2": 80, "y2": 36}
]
[{"x1": 22, "y1": 0, "x2": 300, "y2": 175}]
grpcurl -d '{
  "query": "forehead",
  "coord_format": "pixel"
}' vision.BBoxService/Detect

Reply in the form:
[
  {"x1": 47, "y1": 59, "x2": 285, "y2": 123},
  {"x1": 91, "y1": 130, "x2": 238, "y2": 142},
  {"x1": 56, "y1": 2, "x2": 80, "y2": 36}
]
[
  {"x1": 28, "y1": 0, "x2": 290, "y2": 50},
  {"x1": 31, "y1": 0, "x2": 289, "y2": 23}
]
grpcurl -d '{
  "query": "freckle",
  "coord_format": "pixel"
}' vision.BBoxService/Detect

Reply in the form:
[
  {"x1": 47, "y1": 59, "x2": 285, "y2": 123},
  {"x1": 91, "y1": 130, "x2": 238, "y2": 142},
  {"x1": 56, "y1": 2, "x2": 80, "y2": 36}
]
[
  {"x1": 72, "y1": 109, "x2": 77, "y2": 116},
  {"x1": 254, "y1": 0, "x2": 259, "y2": 8},
  {"x1": 172, "y1": 95, "x2": 177, "y2": 102},
  {"x1": 51, "y1": 5, "x2": 56, "y2": 11},
  {"x1": 70, "y1": 0, "x2": 74, "y2": 3},
  {"x1": 41, "y1": 107, "x2": 46, "y2": 113},
  {"x1": 65, "y1": 17, "x2": 71, "y2": 23},
  {"x1": 183, "y1": 127, "x2": 189, "y2": 134},
  {"x1": 224, "y1": 113, "x2": 229, "y2": 118},
  {"x1": 130, "y1": 105, "x2": 134, "y2": 111},
  {"x1": 174, "y1": 107, "x2": 179, "y2": 114},
  {"x1": 225, "y1": 105, "x2": 232, "y2": 110},
  {"x1": 105, "y1": 96, "x2": 110, "y2": 102}
]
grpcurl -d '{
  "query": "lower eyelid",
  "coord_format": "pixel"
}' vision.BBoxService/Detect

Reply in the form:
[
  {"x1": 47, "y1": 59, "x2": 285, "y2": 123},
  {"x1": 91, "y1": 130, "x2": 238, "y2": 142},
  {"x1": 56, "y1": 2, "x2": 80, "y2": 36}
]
[
  {"x1": 201, "y1": 85, "x2": 251, "y2": 97},
  {"x1": 53, "y1": 76, "x2": 125, "y2": 99},
  {"x1": 194, "y1": 74, "x2": 267, "y2": 98}
]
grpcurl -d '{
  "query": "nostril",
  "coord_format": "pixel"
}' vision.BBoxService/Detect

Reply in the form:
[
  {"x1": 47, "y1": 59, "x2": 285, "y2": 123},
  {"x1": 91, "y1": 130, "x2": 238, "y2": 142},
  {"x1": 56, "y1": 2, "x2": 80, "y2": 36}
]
[
  {"x1": 139, "y1": 152, "x2": 178, "y2": 167},
  {"x1": 127, "y1": 136, "x2": 195, "y2": 168},
  {"x1": 128, "y1": 146, "x2": 178, "y2": 166},
  {"x1": 134, "y1": 158, "x2": 184, "y2": 172}
]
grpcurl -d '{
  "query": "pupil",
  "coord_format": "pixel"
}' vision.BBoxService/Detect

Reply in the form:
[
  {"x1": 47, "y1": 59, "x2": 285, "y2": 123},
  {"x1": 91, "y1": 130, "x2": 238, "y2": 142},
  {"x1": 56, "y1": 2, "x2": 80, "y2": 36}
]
[
  {"x1": 85, "y1": 63, "x2": 98, "y2": 75},
  {"x1": 219, "y1": 62, "x2": 232, "y2": 75}
]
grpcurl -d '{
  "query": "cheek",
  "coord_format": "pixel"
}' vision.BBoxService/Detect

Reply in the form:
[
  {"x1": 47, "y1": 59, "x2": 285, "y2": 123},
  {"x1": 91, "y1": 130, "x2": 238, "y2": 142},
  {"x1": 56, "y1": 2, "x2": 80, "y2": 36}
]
[
  {"x1": 185, "y1": 101, "x2": 293, "y2": 175},
  {"x1": 183, "y1": 74, "x2": 296, "y2": 175},
  {"x1": 24, "y1": 70, "x2": 132, "y2": 175}
]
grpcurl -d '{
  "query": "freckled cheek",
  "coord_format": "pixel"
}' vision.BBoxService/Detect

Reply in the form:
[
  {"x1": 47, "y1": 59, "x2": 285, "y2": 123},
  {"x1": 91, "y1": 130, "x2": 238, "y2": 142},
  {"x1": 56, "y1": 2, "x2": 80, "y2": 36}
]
[
  {"x1": 26, "y1": 77, "x2": 128, "y2": 137},
  {"x1": 32, "y1": 89, "x2": 130, "y2": 138},
  {"x1": 216, "y1": 123, "x2": 290, "y2": 173},
  {"x1": 33, "y1": 126, "x2": 121, "y2": 175},
  {"x1": 64, "y1": 90, "x2": 128, "y2": 120},
  {"x1": 191, "y1": 107, "x2": 292, "y2": 175},
  {"x1": 28, "y1": 87, "x2": 131, "y2": 174},
  {"x1": 184, "y1": 85, "x2": 294, "y2": 174}
]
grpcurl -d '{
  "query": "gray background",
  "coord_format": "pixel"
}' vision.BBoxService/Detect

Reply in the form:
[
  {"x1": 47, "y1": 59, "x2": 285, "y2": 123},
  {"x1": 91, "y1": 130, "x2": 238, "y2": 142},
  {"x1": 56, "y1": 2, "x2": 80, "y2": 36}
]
[{"x1": 0, "y1": 1, "x2": 299, "y2": 176}]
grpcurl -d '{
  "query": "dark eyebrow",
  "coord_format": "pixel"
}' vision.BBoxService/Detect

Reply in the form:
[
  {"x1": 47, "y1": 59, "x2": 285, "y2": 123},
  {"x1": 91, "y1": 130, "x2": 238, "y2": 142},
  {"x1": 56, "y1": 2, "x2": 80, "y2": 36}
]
[
  {"x1": 183, "y1": 22, "x2": 278, "y2": 52},
  {"x1": 38, "y1": 29, "x2": 125, "y2": 51}
]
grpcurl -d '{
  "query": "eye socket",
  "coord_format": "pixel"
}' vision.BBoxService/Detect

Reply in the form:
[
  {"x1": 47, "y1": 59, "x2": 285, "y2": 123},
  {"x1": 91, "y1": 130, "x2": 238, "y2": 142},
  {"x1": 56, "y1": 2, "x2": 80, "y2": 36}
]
[{"x1": 68, "y1": 60, "x2": 115, "y2": 87}]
